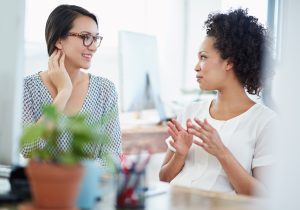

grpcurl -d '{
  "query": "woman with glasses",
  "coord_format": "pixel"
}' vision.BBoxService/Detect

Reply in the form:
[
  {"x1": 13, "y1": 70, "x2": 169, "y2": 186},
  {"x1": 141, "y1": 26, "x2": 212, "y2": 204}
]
[
  {"x1": 159, "y1": 9, "x2": 277, "y2": 195},
  {"x1": 21, "y1": 4, "x2": 121, "y2": 166}
]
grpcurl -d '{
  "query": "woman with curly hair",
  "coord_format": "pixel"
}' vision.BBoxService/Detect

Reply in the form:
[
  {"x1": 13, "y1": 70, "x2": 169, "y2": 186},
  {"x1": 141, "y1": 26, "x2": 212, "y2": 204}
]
[{"x1": 159, "y1": 9, "x2": 276, "y2": 195}]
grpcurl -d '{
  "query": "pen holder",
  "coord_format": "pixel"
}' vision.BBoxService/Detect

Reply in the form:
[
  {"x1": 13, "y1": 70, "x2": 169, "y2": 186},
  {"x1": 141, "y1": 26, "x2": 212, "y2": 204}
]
[{"x1": 116, "y1": 169, "x2": 146, "y2": 209}]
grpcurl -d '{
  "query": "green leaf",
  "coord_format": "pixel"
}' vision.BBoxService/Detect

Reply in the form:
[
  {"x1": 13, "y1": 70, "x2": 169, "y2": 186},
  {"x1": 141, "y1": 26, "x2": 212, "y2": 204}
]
[
  {"x1": 19, "y1": 104, "x2": 117, "y2": 167},
  {"x1": 20, "y1": 124, "x2": 46, "y2": 145}
]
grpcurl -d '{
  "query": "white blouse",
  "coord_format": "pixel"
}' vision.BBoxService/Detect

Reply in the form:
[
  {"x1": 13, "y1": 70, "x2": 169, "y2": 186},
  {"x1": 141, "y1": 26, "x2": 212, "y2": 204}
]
[{"x1": 166, "y1": 99, "x2": 277, "y2": 193}]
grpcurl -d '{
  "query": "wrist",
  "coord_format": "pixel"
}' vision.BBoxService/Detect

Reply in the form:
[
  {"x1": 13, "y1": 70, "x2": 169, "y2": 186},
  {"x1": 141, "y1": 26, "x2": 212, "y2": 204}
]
[
  {"x1": 57, "y1": 88, "x2": 72, "y2": 98},
  {"x1": 174, "y1": 152, "x2": 188, "y2": 161},
  {"x1": 53, "y1": 90, "x2": 71, "y2": 112},
  {"x1": 216, "y1": 146, "x2": 230, "y2": 162}
]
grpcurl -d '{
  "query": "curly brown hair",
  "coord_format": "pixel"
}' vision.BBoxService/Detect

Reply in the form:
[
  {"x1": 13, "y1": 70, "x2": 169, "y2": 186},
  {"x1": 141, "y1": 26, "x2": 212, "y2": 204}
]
[{"x1": 204, "y1": 9, "x2": 268, "y2": 95}]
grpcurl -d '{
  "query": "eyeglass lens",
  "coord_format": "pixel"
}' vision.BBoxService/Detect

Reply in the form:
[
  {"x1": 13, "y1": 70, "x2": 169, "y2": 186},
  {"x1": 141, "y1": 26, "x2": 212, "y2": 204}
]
[{"x1": 83, "y1": 34, "x2": 101, "y2": 47}]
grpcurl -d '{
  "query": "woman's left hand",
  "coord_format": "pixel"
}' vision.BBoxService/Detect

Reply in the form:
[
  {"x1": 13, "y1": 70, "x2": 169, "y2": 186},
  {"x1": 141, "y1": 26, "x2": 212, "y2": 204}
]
[{"x1": 187, "y1": 118, "x2": 227, "y2": 158}]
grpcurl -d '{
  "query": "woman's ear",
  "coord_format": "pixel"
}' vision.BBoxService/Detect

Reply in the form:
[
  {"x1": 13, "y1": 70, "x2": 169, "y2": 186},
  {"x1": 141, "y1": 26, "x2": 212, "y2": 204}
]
[
  {"x1": 225, "y1": 59, "x2": 234, "y2": 71},
  {"x1": 55, "y1": 39, "x2": 63, "y2": 50}
]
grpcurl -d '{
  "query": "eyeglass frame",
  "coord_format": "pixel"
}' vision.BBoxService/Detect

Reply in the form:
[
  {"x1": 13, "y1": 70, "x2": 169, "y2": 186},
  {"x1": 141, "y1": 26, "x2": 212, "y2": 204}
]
[{"x1": 66, "y1": 32, "x2": 103, "y2": 48}]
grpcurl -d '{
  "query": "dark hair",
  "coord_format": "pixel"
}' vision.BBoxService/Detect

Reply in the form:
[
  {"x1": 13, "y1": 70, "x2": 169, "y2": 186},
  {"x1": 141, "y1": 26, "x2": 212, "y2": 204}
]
[
  {"x1": 45, "y1": 4, "x2": 98, "y2": 56},
  {"x1": 204, "y1": 9, "x2": 268, "y2": 95}
]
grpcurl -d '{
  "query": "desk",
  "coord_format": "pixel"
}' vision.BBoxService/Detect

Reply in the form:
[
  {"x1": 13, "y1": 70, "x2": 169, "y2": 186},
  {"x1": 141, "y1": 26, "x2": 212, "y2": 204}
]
[
  {"x1": 120, "y1": 110, "x2": 169, "y2": 154},
  {"x1": 120, "y1": 111, "x2": 169, "y2": 154},
  {"x1": 121, "y1": 125, "x2": 169, "y2": 154},
  {"x1": 0, "y1": 181, "x2": 265, "y2": 210}
]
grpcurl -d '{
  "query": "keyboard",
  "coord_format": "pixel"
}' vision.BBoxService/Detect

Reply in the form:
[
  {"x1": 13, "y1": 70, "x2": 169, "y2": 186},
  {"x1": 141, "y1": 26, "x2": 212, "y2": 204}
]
[{"x1": 0, "y1": 165, "x2": 12, "y2": 178}]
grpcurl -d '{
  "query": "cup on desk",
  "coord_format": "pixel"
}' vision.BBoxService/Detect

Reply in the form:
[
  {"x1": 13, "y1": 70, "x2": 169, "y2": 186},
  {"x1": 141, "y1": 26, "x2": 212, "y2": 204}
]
[{"x1": 76, "y1": 160, "x2": 101, "y2": 209}]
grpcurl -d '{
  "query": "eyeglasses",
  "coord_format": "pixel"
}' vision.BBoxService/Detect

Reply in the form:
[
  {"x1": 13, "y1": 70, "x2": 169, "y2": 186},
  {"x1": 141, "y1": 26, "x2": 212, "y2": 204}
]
[{"x1": 67, "y1": 32, "x2": 103, "y2": 48}]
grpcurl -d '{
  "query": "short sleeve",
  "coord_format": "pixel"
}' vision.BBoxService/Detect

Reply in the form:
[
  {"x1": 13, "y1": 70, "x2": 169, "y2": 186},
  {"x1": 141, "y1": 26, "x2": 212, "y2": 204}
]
[
  {"x1": 22, "y1": 81, "x2": 34, "y2": 125},
  {"x1": 20, "y1": 79, "x2": 45, "y2": 157},
  {"x1": 252, "y1": 115, "x2": 278, "y2": 169},
  {"x1": 98, "y1": 81, "x2": 122, "y2": 166}
]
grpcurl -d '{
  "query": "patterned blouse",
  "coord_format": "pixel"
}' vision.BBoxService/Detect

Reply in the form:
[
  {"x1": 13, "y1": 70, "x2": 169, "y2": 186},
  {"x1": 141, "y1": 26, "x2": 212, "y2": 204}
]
[{"x1": 21, "y1": 73, "x2": 122, "y2": 166}]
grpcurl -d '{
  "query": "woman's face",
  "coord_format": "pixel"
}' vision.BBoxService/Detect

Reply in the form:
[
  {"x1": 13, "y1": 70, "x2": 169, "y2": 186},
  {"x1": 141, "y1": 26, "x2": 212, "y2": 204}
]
[
  {"x1": 194, "y1": 36, "x2": 230, "y2": 91},
  {"x1": 59, "y1": 16, "x2": 99, "y2": 70}
]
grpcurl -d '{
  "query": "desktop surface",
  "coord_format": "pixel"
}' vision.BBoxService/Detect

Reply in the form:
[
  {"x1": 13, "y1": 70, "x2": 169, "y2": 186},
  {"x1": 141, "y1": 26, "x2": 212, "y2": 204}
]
[{"x1": 0, "y1": 181, "x2": 265, "y2": 210}]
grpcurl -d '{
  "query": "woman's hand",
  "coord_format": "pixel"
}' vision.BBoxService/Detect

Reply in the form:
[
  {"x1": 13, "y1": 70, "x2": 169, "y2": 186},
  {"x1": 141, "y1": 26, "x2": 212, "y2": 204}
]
[
  {"x1": 47, "y1": 50, "x2": 72, "y2": 94},
  {"x1": 187, "y1": 118, "x2": 227, "y2": 158},
  {"x1": 167, "y1": 119, "x2": 193, "y2": 157}
]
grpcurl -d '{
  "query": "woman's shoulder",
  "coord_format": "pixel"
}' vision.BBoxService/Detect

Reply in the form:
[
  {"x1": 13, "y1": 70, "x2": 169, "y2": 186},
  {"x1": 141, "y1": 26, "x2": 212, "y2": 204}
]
[
  {"x1": 252, "y1": 103, "x2": 277, "y2": 121},
  {"x1": 90, "y1": 75, "x2": 116, "y2": 90},
  {"x1": 242, "y1": 103, "x2": 278, "y2": 132},
  {"x1": 89, "y1": 75, "x2": 118, "y2": 102},
  {"x1": 23, "y1": 73, "x2": 41, "y2": 87}
]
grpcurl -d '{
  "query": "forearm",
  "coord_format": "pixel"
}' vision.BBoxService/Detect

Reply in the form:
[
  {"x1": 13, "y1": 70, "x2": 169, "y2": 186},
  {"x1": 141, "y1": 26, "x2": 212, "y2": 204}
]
[
  {"x1": 33, "y1": 90, "x2": 71, "y2": 126},
  {"x1": 218, "y1": 148, "x2": 267, "y2": 195},
  {"x1": 159, "y1": 153, "x2": 186, "y2": 182},
  {"x1": 52, "y1": 90, "x2": 71, "y2": 112}
]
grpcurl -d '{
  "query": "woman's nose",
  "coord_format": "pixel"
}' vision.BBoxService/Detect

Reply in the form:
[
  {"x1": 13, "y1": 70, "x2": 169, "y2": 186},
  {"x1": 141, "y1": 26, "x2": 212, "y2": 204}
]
[{"x1": 194, "y1": 62, "x2": 201, "y2": 72}]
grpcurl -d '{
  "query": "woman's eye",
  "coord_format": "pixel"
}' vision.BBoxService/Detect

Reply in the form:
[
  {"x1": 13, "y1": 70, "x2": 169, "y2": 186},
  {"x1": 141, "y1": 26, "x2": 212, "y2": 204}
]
[
  {"x1": 200, "y1": 55, "x2": 207, "y2": 60},
  {"x1": 84, "y1": 35, "x2": 91, "y2": 40}
]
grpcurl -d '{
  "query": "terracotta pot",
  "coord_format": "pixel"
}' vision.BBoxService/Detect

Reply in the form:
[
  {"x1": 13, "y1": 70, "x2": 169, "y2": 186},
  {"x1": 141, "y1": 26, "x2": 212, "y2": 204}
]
[{"x1": 26, "y1": 160, "x2": 84, "y2": 209}]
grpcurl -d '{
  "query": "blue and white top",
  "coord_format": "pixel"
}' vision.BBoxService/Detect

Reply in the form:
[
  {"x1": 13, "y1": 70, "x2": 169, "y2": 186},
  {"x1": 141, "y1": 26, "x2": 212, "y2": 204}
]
[{"x1": 21, "y1": 73, "x2": 122, "y2": 166}]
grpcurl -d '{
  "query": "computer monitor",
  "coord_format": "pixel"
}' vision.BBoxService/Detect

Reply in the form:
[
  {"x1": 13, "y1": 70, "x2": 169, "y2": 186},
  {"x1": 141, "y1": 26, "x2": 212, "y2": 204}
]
[
  {"x1": 0, "y1": 0, "x2": 25, "y2": 171},
  {"x1": 118, "y1": 31, "x2": 169, "y2": 122}
]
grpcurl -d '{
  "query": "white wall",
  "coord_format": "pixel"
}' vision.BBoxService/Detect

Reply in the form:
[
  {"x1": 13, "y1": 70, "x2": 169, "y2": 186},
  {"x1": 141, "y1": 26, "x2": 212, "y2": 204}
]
[
  {"x1": 269, "y1": 0, "x2": 300, "y2": 209},
  {"x1": 183, "y1": 0, "x2": 222, "y2": 91},
  {"x1": 0, "y1": 0, "x2": 25, "y2": 165}
]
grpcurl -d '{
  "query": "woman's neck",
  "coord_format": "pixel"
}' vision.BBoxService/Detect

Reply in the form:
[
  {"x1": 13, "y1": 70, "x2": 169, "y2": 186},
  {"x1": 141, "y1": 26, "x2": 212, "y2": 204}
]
[
  {"x1": 65, "y1": 62, "x2": 86, "y2": 85},
  {"x1": 210, "y1": 86, "x2": 255, "y2": 120}
]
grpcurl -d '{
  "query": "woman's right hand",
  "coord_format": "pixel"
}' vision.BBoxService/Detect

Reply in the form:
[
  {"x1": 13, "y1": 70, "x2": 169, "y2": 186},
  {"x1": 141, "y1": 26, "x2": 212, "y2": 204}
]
[
  {"x1": 47, "y1": 50, "x2": 72, "y2": 94},
  {"x1": 167, "y1": 119, "x2": 193, "y2": 157}
]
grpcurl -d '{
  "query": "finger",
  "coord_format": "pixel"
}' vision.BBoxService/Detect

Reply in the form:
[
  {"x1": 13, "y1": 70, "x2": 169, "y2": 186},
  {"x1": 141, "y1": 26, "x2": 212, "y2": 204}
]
[
  {"x1": 193, "y1": 140, "x2": 207, "y2": 148},
  {"x1": 188, "y1": 128, "x2": 207, "y2": 141},
  {"x1": 48, "y1": 58, "x2": 53, "y2": 72},
  {"x1": 194, "y1": 117, "x2": 213, "y2": 132},
  {"x1": 167, "y1": 127, "x2": 177, "y2": 141},
  {"x1": 187, "y1": 120, "x2": 202, "y2": 133},
  {"x1": 171, "y1": 119, "x2": 184, "y2": 132},
  {"x1": 52, "y1": 50, "x2": 61, "y2": 70},
  {"x1": 169, "y1": 140, "x2": 178, "y2": 150},
  {"x1": 193, "y1": 140, "x2": 209, "y2": 150},
  {"x1": 204, "y1": 118, "x2": 215, "y2": 130},
  {"x1": 50, "y1": 50, "x2": 57, "y2": 59},
  {"x1": 191, "y1": 123, "x2": 211, "y2": 137},
  {"x1": 186, "y1": 119, "x2": 195, "y2": 129},
  {"x1": 48, "y1": 50, "x2": 57, "y2": 71},
  {"x1": 167, "y1": 121, "x2": 179, "y2": 135},
  {"x1": 59, "y1": 51, "x2": 65, "y2": 69}
]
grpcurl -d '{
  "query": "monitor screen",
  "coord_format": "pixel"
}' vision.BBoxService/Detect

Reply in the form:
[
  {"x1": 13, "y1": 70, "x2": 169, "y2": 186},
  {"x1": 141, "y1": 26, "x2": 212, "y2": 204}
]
[
  {"x1": 118, "y1": 31, "x2": 168, "y2": 121},
  {"x1": 0, "y1": 0, "x2": 25, "y2": 168}
]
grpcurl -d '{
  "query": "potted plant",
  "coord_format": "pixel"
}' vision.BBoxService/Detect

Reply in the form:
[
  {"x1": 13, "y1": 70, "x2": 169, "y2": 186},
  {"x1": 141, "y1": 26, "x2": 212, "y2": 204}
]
[{"x1": 19, "y1": 105, "x2": 115, "y2": 210}]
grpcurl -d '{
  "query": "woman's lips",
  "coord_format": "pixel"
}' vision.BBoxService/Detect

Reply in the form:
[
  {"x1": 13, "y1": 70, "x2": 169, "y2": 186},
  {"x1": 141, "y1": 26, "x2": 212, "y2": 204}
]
[
  {"x1": 196, "y1": 76, "x2": 203, "y2": 82},
  {"x1": 82, "y1": 53, "x2": 92, "y2": 61}
]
